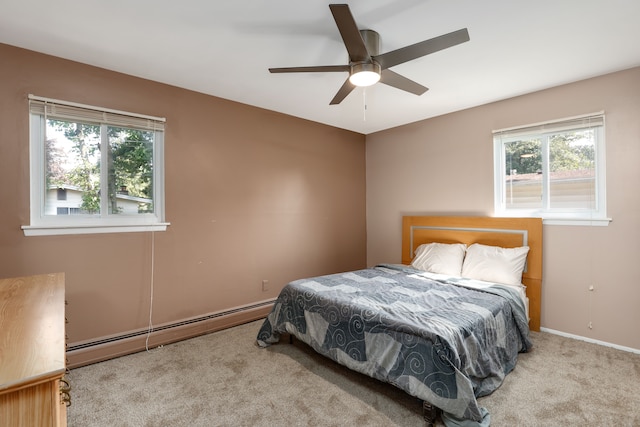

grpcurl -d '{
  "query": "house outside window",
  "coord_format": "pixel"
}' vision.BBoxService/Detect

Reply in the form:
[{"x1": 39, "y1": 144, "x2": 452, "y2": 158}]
[
  {"x1": 23, "y1": 95, "x2": 169, "y2": 236},
  {"x1": 493, "y1": 113, "x2": 609, "y2": 226}
]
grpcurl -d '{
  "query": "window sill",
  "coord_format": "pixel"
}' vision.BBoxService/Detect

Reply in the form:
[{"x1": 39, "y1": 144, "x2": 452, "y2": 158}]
[
  {"x1": 22, "y1": 223, "x2": 170, "y2": 236},
  {"x1": 542, "y1": 218, "x2": 611, "y2": 227},
  {"x1": 495, "y1": 211, "x2": 612, "y2": 227}
]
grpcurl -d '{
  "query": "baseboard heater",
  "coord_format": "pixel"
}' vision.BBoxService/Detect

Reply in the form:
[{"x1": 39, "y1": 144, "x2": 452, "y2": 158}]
[{"x1": 66, "y1": 299, "x2": 275, "y2": 368}]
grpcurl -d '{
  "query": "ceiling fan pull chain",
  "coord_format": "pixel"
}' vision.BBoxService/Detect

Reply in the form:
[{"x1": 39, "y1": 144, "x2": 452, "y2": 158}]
[{"x1": 363, "y1": 89, "x2": 367, "y2": 121}]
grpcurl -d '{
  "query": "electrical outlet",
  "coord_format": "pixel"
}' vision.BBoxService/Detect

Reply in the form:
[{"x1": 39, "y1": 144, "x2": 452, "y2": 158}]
[{"x1": 262, "y1": 279, "x2": 269, "y2": 292}]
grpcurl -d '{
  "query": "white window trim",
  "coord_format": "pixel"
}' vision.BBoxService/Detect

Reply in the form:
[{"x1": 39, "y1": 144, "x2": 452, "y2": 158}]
[
  {"x1": 23, "y1": 95, "x2": 170, "y2": 236},
  {"x1": 493, "y1": 112, "x2": 610, "y2": 227}
]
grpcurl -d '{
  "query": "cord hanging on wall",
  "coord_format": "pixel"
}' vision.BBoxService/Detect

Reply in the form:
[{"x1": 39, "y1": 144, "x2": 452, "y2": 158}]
[{"x1": 145, "y1": 230, "x2": 159, "y2": 352}]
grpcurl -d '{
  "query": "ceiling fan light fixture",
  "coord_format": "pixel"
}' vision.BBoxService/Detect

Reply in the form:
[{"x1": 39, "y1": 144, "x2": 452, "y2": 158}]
[
  {"x1": 349, "y1": 62, "x2": 381, "y2": 87},
  {"x1": 268, "y1": 5, "x2": 469, "y2": 104}
]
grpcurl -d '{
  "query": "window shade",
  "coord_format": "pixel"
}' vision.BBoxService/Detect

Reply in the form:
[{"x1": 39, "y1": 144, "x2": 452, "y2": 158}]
[
  {"x1": 493, "y1": 113, "x2": 604, "y2": 139},
  {"x1": 29, "y1": 94, "x2": 165, "y2": 132}
]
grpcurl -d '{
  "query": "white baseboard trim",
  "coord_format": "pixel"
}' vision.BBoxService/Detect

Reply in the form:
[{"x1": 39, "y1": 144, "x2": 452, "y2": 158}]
[{"x1": 540, "y1": 327, "x2": 640, "y2": 355}]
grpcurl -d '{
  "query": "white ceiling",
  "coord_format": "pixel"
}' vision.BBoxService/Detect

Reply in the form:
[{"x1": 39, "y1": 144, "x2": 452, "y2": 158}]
[{"x1": 2, "y1": 0, "x2": 639, "y2": 134}]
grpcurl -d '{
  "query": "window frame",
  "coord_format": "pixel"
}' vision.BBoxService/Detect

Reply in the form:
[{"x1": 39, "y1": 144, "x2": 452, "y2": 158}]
[
  {"x1": 493, "y1": 113, "x2": 610, "y2": 226},
  {"x1": 22, "y1": 95, "x2": 169, "y2": 236}
]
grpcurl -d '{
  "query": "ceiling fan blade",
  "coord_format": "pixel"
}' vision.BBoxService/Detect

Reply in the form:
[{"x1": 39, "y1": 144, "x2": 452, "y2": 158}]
[
  {"x1": 380, "y1": 69, "x2": 428, "y2": 95},
  {"x1": 374, "y1": 28, "x2": 470, "y2": 70},
  {"x1": 329, "y1": 4, "x2": 370, "y2": 62},
  {"x1": 269, "y1": 65, "x2": 350, "y2": 73},
  {"x1": 329, "y1": 78, "x2": 356, "y2": 105}
]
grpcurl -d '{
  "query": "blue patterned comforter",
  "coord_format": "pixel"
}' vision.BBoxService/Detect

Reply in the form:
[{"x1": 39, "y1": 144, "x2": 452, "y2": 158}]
[{"x1": 256, "y1": 264, "x2": 532, "y2": 424}]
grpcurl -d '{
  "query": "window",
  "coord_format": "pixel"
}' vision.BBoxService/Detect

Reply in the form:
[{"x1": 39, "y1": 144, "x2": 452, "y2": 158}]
[
  {"x1": 493, "y1": 113, "x2": 609, "y2": 226},
  {"x1": 23, "y1": 95, "x2": 169, "y2": 236}
]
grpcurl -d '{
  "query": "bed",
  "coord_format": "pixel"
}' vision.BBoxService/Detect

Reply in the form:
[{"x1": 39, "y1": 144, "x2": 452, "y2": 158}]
[{"x1": 257, "y1": 216, "x2": 542, "y2": 426}]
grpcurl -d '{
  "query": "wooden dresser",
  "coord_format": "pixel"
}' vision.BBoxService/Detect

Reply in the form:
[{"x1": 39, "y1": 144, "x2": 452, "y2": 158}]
[{"x1": 0, "y1": 273, "x2": 68, "y2": 427}]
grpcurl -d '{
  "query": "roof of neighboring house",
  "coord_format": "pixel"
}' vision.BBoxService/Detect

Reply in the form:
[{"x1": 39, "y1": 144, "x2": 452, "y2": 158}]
[{"x1": 48, "y1": 184, "x2": 152, "y2": 203}]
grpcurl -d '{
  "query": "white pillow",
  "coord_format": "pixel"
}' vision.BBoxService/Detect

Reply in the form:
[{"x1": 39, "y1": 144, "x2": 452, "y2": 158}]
[
  {"x1": 411, "y1": 242, "x2": 467, "y2": 276},
  {"x1": 461, "y1": 243, "x2": 530, "y2": 286}
]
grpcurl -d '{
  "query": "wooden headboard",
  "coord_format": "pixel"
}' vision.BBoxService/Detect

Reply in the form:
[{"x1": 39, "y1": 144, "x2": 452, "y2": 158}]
[{"x1": 402, "y1": 216, "x2": 543, "y2": 331}]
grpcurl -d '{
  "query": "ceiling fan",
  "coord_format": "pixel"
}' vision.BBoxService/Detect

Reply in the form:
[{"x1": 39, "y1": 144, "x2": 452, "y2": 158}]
[{"x1": 269, "y1": 4, "x2": 470, "y2": 105}]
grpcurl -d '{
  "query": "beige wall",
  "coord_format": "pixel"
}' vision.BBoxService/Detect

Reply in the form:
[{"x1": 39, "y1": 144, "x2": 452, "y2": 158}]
[
  {"x1": 0, "y1": 44, "x2": 366, "y2": 347},
  {"x1": 366, "y1": 67, "x2": 640, "y2": 351},
  {"x1": 3, "y1": 40, "x2": 638, "y2": 356}
]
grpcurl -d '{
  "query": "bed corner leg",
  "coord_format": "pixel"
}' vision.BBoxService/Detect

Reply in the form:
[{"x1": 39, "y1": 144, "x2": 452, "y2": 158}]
[{"x1": 422, "y1": 400, "x2": 439, "y2": 427}]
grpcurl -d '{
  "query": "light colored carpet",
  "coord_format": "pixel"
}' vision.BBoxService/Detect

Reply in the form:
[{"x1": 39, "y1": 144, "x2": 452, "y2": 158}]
[{"x1": 67, "y1": 320, "x2": 640, "y2": 426}]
